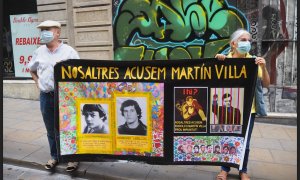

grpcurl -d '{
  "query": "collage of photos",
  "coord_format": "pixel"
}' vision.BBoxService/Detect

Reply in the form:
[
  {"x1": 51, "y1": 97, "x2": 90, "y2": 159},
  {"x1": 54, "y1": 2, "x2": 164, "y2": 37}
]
[
  {"x1": 59, "y1": 81, "x2": 248, "y2": 165},
  {"x1": 58, "y1": 82, "x2": 164, "y2": 157},
  {"x1": 174, "y1": 136, "x2": 244, "y2": 164},
  {"x1": 173, "y1": 87, "x2": 246, "y2": 164},
  {"x1": 75, "y1": 93, "x2": 153, "y2": 154},
  {"x1": 173, "y1": 87, "x2": 245, "y2": 135}
]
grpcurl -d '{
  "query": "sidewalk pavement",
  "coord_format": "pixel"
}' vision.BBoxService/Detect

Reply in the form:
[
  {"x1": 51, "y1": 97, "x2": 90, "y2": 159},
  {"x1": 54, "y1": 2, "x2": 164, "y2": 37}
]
[{"x1": 3, "y1": 98, "x2": 297, "y2": 180}]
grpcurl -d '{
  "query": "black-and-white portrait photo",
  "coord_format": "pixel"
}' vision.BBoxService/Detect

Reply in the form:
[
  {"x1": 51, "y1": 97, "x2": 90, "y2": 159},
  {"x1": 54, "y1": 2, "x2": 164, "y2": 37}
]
[
  {"x1": 81, "y1": 103, "x2": 109, "y2": 134},
  {"x1": 116, "y1": 97, "x2": 147, "y2": 136}
]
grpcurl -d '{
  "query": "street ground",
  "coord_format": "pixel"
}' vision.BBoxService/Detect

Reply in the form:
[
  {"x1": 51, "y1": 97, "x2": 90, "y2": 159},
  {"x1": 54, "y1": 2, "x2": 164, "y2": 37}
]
[{"x1": 3, "y1": 164, "x2": 87, "y2": 180}]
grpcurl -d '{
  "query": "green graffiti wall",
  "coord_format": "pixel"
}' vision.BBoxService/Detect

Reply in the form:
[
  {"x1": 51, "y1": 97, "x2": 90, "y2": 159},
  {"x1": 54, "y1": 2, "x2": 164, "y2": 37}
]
[{"x1": 113, "y1": 0, "x2": 248, "y2": 60}]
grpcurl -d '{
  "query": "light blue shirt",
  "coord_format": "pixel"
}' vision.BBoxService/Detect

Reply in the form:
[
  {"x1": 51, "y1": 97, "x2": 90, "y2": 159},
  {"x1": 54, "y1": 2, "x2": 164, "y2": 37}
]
[{"x1": 28, "y1": 41, "x2": 80, "y2": 92}]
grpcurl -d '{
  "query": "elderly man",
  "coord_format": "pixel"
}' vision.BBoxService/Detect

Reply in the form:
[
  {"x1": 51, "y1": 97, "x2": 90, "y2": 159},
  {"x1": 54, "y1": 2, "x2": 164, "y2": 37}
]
[{"x1": 28, "y1": 20, "x2": 80, "y2": 172}]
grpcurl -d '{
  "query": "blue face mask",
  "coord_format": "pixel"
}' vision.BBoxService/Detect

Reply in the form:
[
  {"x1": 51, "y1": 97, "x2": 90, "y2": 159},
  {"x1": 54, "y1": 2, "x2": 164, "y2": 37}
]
[
  {"x1": 236, "y1": 41, "x2": 251, "y2": 54},
  {"x1": 40, "y1": 30, "x2": 54, "y2": 44}
]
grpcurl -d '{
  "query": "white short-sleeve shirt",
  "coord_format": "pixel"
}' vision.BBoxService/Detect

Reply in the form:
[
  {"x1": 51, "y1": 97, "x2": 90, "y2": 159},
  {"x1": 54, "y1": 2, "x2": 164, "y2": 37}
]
[{"x1": 28, "y1": 42, "x2": 80, "y2": 92}]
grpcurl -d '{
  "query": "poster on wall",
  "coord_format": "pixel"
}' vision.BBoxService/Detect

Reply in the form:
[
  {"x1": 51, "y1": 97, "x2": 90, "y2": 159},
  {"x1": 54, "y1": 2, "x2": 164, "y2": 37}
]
[
  {"x1": 10, "y1": 14, "x2": 39, "y2": 77},
  {"x1": 54, "y1": 58, "x2": 257, "y2": 169}
]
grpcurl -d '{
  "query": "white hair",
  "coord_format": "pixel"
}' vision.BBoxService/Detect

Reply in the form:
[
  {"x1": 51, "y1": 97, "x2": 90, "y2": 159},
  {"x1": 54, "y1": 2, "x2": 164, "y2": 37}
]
[{"x1": 230, "y1": 28, "x2": 251, "y2": 43}]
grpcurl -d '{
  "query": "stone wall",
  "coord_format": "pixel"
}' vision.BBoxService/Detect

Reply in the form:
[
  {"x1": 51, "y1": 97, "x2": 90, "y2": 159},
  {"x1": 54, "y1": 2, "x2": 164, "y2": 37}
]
[
  {"x1": 3, "y1": 80, "x2": 40, "y2": 100},
  {"x1": 36, "y1": 0, "x2": 113, "y2": 59}
]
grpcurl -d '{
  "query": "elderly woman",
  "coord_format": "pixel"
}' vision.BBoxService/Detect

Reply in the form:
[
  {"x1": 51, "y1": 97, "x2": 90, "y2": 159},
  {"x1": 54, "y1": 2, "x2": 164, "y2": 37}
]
[{"x1": 215, "y1": 28, "x2": 270, "y2": 180}]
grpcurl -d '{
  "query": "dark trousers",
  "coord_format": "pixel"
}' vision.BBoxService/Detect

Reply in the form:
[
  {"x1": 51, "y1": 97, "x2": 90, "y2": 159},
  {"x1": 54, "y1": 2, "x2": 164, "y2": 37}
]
[
  {"x1": 221, "y1": 113, "x2": 255, "y2": 173},
  {"x1": 40, "y1": 91, "x2": 58, "y2": 160}
]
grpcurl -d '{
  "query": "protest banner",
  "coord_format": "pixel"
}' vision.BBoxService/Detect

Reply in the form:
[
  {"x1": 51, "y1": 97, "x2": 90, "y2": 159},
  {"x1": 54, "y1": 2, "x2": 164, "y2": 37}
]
[{"x1": 54, "y1": 58, "x2": 257, "y2": 169}]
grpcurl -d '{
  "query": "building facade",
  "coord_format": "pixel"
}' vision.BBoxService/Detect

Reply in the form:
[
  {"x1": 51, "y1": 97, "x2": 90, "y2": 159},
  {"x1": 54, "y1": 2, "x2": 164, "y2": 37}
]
[{"x1": 3, "y1": 0, "x2": 297, "y2": 113}]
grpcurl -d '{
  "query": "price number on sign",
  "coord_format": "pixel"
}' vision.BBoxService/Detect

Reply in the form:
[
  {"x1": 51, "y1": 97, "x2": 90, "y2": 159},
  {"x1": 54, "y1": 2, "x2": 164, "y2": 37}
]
[{"x1": 19, "y1": 55, "x2": 32, "y2": 65}]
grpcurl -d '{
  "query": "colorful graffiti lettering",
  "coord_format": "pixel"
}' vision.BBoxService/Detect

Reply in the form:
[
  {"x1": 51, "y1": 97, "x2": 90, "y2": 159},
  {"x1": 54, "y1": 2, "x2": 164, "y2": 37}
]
[{"x1": 113, "y1": 0, "x2": 248, "y2": 60}]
